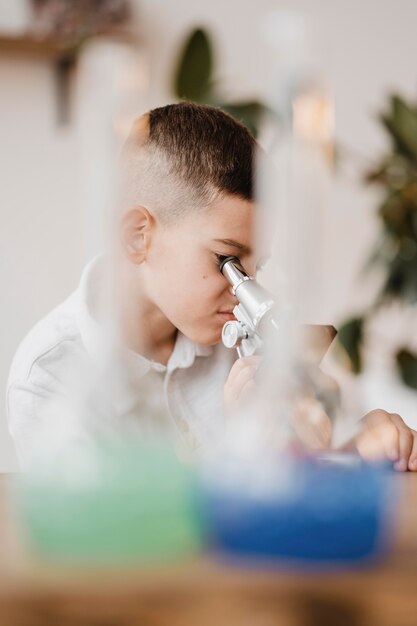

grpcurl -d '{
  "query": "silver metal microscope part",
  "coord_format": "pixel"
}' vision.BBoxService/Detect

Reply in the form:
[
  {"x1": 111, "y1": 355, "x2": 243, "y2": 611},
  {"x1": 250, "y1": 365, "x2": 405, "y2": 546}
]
[
  {"x1": 221, "y1": 258, "x2": 275, "y2": 330},
  {"x1": 220, "y1": 256, "x2": 275, "y2": 356},
  {"x1": 221, "y1": 261, "x2": 251, "y2": 295},
  {"x1": 222, "y1": 320, "x2": 250, "y2": 349}
]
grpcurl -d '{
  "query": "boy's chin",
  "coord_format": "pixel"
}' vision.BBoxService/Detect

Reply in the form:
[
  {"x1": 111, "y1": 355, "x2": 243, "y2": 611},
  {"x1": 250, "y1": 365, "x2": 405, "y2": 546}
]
[{"x1": 183, "y1": 327, "x2": 222, "y2": 346}]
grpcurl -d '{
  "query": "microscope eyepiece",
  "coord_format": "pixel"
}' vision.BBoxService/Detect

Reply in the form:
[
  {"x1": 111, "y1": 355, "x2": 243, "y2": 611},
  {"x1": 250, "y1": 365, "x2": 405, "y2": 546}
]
[{"x1": 219, "y1": 255, "x2": 240, "y2": 273}]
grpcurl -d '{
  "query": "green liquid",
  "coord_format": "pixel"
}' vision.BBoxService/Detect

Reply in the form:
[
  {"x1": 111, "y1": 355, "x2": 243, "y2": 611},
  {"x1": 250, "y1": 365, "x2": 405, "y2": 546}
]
[{"x1": 14, "y1": 441, "x2": 203, "y2": 565}]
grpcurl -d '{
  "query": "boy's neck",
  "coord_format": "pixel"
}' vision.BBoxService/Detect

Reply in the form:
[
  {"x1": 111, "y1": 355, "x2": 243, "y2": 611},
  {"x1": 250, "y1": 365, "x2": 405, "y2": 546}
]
[
  {"x1": 118, "y1": 279, "x2": 177, "y2": 367},
  {"x1": 145, "y1": 332, "x2": 177, "y2": 366},
  {"x1": 120, "y1": 302, "x2": 177, "y2": 366}
]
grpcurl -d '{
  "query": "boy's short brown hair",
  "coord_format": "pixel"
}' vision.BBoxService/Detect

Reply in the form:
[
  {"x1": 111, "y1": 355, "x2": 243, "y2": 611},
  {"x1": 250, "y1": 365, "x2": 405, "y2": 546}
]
[{"x1": 121, "y1": 102, "x2": 256, "y2": 222}]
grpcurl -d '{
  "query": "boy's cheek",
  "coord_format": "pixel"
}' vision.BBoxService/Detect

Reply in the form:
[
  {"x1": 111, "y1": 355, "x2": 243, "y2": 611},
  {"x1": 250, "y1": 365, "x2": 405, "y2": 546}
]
[{"x1": 182, "y1": 305, "x2": 226, "y2": 342}]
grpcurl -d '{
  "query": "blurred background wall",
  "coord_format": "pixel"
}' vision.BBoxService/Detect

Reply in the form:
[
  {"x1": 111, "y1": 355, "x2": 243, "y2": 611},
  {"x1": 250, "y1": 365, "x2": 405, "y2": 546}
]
[{"x1": 1, "y1": 0, "x2": 417, "y2": 470}]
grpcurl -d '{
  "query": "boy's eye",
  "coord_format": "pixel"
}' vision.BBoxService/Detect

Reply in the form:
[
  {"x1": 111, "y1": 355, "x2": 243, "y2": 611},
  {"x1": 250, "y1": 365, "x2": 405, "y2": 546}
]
[{"x1": 214, "y1": 253, "x2": 233, "y2": 267}]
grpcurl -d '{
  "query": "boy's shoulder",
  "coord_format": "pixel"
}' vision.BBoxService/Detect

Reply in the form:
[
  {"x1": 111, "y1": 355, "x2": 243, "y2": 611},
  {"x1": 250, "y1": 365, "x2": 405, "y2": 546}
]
[{"x1": 7, "y1": 291, "x2": 83, "y2": 388}]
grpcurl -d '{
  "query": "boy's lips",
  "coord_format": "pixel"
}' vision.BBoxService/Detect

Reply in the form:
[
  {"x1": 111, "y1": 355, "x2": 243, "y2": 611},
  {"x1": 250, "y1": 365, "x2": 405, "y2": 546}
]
[{"x1": 217, "y1": 310, "x2": 236, "y2": 321}]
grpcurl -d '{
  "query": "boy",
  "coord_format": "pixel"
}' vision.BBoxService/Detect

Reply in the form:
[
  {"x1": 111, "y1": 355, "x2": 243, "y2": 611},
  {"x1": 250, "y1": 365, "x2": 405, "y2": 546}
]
[{"x1": 7, "y1": 102, "x2": 417, "y2": 470}]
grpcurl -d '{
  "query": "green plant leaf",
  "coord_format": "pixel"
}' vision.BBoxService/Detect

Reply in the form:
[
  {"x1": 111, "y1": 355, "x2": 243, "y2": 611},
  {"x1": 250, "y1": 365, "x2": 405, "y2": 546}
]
[
  {"x1": 366, "y1": 154, "x2": 415, "y2": 190},
  {"x1": 336, "y1": 317, "x2": 364, "y2": 373},
  {"x1": 219, "y1": 101, "x2": 265, "y2": 137},
  {"x1": 378, "y1": 191, "x2": 409, "y2": 237},
  {"x1": 377, "y1": 248, "x2": 417, "y2": 303},
  {"x1": 173, "y1": 28, "x2": 214, "y2": 102},
  {"x1": 381, "y1": 95, "x2": 417, "y2": 163},
  {"x1": 359, "y1": 92, "x2": 417, "y2": 363},
  {"x1": 396, "y1": 348, "x2": 417, "y2": 390}
]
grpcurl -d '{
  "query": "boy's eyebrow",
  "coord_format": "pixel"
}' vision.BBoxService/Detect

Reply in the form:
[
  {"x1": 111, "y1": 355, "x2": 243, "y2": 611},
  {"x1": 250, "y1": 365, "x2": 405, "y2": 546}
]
[{"x1": 213, "y1": 238, "x2": 252, "y2": 256}]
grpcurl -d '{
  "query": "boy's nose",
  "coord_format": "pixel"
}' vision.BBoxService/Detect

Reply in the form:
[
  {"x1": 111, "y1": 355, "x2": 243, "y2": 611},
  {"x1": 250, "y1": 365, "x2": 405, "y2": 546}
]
[
  {"x1": 245, "y1": 258, "x2": 258, "y2": 277},
  {"x1": 237, "y1": 256, "x2": 257, "y2": 278}
]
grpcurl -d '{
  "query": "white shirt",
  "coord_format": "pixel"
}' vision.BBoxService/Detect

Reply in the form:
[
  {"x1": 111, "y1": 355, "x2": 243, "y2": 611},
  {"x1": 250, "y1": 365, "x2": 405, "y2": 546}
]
[{"x1": 7, "y1": 257, "x2": 236, "y2": 468}]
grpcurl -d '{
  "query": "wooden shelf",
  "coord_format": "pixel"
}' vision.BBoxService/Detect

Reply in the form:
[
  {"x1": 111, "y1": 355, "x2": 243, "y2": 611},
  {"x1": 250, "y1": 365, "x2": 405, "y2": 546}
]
[
  {"x1": 0, "y1": 33, "x2": 76, "y2": 60},
  {"x1": 0, "y1": 29, "x2": 136, "y2": 61}
]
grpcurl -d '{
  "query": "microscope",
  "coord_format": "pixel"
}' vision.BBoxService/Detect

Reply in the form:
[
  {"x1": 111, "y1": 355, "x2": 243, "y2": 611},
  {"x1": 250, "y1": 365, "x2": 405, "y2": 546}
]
[
  {"x1": 219, "y1": 255, "x2": 339, "y2": 435},
  {"x1": 220, "y1": 255, "x2": 336, "y2": 362},
  {"x1": 220, "y1": 255, "x2": 276, "y2": 358}
]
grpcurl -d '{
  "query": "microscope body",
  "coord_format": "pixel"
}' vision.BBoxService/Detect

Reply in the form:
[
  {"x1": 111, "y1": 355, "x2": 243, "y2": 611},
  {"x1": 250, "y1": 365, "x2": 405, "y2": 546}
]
[
  {"x1": 220, "y1": 257, "x2": 340, "y2": 447},
  {"x1": 220, "y1": 256, "x2": 276, "y2": 358}
]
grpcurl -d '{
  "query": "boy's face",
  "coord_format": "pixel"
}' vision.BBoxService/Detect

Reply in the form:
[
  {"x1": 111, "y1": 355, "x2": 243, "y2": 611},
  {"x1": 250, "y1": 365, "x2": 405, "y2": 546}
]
[{"x1": 143, "y1": 194, "x2": 260, "y2": 345}]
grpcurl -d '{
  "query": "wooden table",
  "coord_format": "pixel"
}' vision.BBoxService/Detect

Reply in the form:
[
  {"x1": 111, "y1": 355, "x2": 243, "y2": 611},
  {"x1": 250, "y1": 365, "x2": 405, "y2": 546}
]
[{"x1": 0, "y1": 473, "x2": 416, "y2": 626}]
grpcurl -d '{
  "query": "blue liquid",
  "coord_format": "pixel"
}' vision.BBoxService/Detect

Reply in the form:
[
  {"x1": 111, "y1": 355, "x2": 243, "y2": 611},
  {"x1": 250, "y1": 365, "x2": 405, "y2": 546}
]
[{"x1": 202, "y1": 457, "x2": 394, "y2": 564}]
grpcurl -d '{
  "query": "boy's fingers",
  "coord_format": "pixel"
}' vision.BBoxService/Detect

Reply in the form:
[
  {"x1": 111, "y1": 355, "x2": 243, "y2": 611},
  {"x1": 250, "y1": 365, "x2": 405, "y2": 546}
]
[
  {"x1": 389, "y1": 412, "x2": 407, "y2": 430},
  {"x1": 376, "y1": 421, "x2": 400, "y2": 462},
  {"x1": 354, "y1": 410, "x2": 416, "y2": 469},
  {"x1": 355, "y1": 424, "x2": 397, "y2": 461},
  {"x1": 238, "y1": 378, "x2": 257, "y2": 403},
  {"x1": 224, "y1": 356, "x2": 262, "y2": 415},
  {"x1": 234, "y1": 362, "x2": 259, "y2": 394},
  {"x1": 227, "y1": 356, "x2": 262, "y2": 386},
  {"x1": 389, "y1": 413, "x2": 414, "y2": 471},
  {"x1": 408, "y1": 434, "x2": 417, "y2": 471},
  {"x1": 393, "y1": 428, "x2": 413, "y2": 472},
  {"x1": 362, "y1": 408, "x2": 391, "y2": 426},
  {"x1": 355, "y1": 431, "x2": 384, "y2": 460}
]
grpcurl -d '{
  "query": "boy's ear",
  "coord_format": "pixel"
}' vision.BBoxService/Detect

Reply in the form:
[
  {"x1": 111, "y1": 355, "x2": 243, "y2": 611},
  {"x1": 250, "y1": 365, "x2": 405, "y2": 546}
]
[{"x1": 120, "y1": 206, "x2": 155, "y2": 264}]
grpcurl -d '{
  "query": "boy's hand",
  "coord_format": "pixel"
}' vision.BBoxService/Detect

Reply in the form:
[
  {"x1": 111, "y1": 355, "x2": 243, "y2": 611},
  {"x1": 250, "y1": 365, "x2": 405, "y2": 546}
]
[
  {"x1": 351, "y1": 409, "x2": 417, "y2": 471},
  {"x1": 224, "y1": 363, "x2": 417, "y2": 472},
  {"x1": 224, "y1": 357, "x2": 333, "y2": 450},
  {"x1": 224, "y1": 358, "x2": 332, "y2": 452},
  {"x1": 224, "y1": 355, "x2": 262, "y2": 416}
]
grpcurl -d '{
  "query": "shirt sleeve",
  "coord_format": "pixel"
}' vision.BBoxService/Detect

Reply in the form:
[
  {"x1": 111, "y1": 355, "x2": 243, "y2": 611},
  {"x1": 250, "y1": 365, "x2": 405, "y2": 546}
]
[{"x1": 6, "y1": 375, "x2": 90, "y2": 471}]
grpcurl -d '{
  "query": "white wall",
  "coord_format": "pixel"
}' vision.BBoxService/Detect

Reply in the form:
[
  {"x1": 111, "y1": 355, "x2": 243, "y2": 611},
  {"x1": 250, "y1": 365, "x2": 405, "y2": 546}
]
[
  {"x1": 0, "y1": 58, "x2": 83, "y2": 470},
  {"x1": 2, "y1": 0, "x2": 417, "y2": 469}
]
